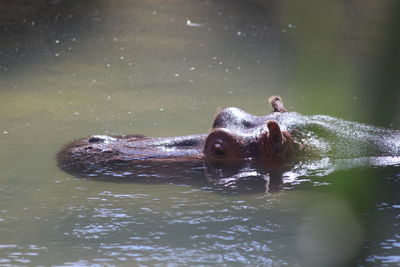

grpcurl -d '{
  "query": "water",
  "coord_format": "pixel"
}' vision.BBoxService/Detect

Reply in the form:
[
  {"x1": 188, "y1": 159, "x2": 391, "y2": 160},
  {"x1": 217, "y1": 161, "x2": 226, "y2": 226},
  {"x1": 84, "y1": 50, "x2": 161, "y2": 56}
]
[{"x1": 0, "y1": 0, "x2": 399, "y2": 266}]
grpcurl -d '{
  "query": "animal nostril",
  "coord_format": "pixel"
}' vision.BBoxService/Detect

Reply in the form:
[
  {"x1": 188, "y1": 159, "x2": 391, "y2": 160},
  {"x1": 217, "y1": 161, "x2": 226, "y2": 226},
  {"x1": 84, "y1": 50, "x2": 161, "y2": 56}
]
[
  {"x1": 88, "y1": 136, "x2": 104, "y2": 143},
  {"x1": 88, "y1": 135, "x2": 117, "y2": 144}
]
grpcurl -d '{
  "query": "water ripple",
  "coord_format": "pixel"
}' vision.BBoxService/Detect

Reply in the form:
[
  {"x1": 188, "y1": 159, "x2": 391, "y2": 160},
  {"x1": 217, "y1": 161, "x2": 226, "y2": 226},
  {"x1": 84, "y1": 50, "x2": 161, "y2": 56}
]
[{"x1": 0, "y1": 244, "x2": 47, "y2": 265}]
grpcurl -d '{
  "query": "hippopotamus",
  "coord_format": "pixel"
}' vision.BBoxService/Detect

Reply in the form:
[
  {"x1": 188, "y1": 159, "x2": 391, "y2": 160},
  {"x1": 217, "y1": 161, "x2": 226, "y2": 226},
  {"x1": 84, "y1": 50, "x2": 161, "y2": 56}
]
[
  {"x1": 57, "y1": 96, "x2": 400, "y2": 191},
  {"x1": 58, "y1": 97, "x2": 294, "y2": 171}
]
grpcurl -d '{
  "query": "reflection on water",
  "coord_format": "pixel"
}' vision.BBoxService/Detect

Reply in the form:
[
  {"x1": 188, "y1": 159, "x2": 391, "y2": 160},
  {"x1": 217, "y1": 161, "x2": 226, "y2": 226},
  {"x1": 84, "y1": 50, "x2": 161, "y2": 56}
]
[{"x1": 0, "y1": 0, "x2": 399, "y2": 266}]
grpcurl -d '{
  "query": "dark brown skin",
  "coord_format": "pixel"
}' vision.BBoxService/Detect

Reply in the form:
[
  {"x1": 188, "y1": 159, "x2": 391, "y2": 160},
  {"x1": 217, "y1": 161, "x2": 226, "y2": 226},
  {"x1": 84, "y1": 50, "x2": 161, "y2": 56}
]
[
  {"x1": 204, "y1": 96, "x2": 295, "y2": 162},
  {"x1": 258, "y1": 121, "x2": 294, "y2": 161},
  {"x1": 57, "y1": 96, "x2": 296, "y2": 176},
  {"x1": 57, "y1": 95, "x2": 400, "y2": 192},
  {"x1": 203, "y1": 122, "x2": 294, "y2": 161}
]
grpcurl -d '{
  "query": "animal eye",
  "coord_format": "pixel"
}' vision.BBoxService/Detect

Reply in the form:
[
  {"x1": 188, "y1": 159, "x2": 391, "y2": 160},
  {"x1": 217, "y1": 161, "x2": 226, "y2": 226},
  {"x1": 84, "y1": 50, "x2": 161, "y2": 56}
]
[
  {"x1": 213, "y1": 143, "x2": 225, "y2": 156},
  {"x1": 204, "y1": 129, "x2": 245, "y2": 160}
]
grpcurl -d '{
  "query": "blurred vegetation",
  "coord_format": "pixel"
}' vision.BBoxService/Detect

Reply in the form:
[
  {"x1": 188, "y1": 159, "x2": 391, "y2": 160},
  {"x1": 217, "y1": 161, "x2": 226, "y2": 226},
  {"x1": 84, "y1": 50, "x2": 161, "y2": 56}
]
[
  {"x1": 279, "y1": 0, "x2": 399, "y2": 127},
  {"x1": 276, "y1": 0, "x2": 400, "y2": 263},
  {"x1": 365, "y1": 0, "x2": 400, "y2": 127}
]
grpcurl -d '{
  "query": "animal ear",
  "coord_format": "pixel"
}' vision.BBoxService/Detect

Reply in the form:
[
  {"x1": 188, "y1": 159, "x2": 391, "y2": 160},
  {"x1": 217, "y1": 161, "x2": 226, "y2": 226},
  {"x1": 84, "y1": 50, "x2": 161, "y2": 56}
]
[
  {"x1": 268, "y1": 96, "x2": 287, "y2": 112},
  {"x1": 267, "y1": 121, "x2": 283, "y2": 151},
  {"x1": 260, "y1": 121, "x2": 294, "y2": 160}
]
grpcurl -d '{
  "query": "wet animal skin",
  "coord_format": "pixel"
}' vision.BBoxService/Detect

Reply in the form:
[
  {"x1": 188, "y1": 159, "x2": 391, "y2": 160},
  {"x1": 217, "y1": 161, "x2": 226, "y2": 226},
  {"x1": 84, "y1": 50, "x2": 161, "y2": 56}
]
[{"x1": 58, "y1": 96, "x2": 400, "y2": 174}]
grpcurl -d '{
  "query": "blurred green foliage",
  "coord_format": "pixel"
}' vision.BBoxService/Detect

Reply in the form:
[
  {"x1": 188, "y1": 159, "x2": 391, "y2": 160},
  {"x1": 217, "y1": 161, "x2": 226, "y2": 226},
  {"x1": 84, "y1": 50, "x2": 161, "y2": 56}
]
[{"x1": 279, "y1": 0, "x2": 399, "y2": 126}]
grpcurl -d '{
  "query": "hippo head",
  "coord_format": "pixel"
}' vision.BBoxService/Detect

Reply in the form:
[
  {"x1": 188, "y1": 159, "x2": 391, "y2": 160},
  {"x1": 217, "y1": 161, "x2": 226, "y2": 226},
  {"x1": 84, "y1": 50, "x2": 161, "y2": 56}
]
[{"x1": 204, "y1": 108, "x2": 295, "y2": 162}]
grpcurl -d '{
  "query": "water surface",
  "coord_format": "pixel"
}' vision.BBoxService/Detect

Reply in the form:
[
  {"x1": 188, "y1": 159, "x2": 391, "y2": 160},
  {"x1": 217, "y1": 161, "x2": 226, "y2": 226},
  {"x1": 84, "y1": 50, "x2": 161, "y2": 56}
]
[{"x1": 0, "y1": 0, "x2": 399, "y2": 266}]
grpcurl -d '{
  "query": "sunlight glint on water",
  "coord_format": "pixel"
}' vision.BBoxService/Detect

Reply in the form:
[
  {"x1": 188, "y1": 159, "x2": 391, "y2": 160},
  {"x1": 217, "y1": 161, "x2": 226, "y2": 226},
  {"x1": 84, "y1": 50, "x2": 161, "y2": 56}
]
[{"x1": 0, "y1": 0, "x2": 399, "y2": 266}]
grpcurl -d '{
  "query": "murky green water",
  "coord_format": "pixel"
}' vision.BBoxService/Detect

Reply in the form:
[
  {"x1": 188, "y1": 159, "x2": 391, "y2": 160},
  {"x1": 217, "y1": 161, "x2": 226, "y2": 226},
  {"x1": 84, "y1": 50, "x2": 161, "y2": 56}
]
[{"x1": 0, "y1": 0, "x2": 399, "y2": 266}]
